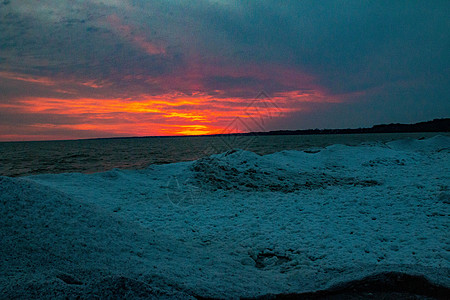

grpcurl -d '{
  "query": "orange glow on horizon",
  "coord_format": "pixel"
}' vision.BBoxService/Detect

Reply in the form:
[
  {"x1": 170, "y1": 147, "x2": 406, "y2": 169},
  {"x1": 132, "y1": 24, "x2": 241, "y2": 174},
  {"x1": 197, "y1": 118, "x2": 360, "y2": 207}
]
[
  {"x1": 0, "y1": 85, "x2": 344, "y2": 141},
  {"x1": 0, "y1": 90, "x2": 311, "y2": 141},
  {"x1": 0, "y1": 62, "x2": 347, "y2": 141}
]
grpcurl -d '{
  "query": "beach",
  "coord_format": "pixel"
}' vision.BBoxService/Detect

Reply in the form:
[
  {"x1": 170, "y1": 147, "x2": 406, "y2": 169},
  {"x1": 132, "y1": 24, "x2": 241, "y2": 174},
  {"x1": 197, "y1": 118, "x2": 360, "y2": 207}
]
[{"x1": 1, "y1": 135, "x2": 449, "y2": 298}]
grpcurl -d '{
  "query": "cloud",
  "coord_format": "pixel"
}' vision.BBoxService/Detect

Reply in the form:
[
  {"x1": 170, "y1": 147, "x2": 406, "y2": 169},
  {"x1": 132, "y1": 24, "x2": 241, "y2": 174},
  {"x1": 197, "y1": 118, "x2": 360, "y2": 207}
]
[{"x1": 0, "y1": 0, "x2": 449, "y2": 140}]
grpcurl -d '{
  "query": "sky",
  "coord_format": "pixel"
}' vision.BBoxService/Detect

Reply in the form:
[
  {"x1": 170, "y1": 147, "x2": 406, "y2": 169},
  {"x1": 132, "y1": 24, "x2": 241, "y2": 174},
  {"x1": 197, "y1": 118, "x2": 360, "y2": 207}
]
[{"x1": 0, "y1": 0, "x2": 449, "y2": 141}]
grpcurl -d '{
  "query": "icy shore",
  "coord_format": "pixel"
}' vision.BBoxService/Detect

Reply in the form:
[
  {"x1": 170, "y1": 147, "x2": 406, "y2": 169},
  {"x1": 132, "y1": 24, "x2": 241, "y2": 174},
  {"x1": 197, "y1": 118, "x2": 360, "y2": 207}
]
[{"x1": 1, "y1": 136, "x2": 449, "y2": 298}]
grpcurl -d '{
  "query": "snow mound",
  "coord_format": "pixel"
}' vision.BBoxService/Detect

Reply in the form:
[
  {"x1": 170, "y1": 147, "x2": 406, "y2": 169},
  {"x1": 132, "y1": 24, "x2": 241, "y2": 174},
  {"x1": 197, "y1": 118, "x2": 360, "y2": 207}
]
[
  {"x1": 1, "y1": 135, "x2": 449, "y2": 298},
  {"x1": 0, "y1": 176, "x2": 193, "y2": 299},
  {"x1": 386, "y1": 135, "x2": 450, "y2": 152},
  {"x1": 191, "y1": 149, "x2": 380, "y2": 192}
]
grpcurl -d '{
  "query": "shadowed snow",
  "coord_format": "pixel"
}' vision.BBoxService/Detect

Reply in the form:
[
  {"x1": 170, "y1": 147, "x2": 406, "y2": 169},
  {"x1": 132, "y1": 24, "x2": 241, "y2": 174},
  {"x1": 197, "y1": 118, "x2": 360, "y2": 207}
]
[{"x1": 1, "y1": 135, "x2": 449, "y2": 298}]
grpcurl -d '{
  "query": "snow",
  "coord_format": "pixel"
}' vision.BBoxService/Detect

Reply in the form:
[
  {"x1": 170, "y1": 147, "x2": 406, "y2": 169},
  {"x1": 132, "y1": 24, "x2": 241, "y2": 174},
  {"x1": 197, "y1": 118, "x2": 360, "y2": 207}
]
[{"x1": 1, "y1": 135, "x2": 449, "y2": 298}]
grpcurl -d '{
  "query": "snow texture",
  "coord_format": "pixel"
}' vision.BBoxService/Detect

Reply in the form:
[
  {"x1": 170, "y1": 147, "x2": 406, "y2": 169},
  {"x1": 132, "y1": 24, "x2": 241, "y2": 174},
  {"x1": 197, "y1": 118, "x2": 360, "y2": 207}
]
[{"x1": 1, "y1": 135, "x2": 449, "y2": 298}]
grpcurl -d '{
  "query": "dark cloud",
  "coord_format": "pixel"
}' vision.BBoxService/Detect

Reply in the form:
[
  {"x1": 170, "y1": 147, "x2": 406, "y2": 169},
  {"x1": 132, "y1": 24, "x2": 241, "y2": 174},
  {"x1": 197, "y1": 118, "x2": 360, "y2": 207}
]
[
  {"x1": 0, "y1": 0, "x2": 449, "y2": 139},
  {"x1": 0, "y1": 2, "x2": 182, "y2": 93},
  {"x1": 196, "y1": 1, "x2": 450, "y2": 92}
]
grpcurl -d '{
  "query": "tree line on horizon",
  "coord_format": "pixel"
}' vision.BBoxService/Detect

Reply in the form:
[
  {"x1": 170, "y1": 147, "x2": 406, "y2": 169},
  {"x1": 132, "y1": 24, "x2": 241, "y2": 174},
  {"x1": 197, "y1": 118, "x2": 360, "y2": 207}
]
[{"x1": 245, "y1": 118, "x2": 450, "y2": 136}]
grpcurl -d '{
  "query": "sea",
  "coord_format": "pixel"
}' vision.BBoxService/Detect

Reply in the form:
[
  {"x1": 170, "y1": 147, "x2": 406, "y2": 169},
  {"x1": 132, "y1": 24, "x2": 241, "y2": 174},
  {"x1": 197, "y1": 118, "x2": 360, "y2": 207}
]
[{"x1": 0, "y1": 132, "x2": 447, "y2": 177}]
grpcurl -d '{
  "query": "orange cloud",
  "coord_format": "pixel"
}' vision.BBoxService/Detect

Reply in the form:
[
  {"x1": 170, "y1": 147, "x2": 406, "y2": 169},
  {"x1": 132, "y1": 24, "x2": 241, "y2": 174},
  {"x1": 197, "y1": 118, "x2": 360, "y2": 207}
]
[
  {"x1": 0, "y1": 89, "x2": 306, "y2": 140},
  {"x1": 0, "y1": 64, "x2": 339, "y2": 141},
  {"x1": 105, "y1": 14, "x2": 166, "y2": 56},
  {"x1": 0, "y1": 71, "x2": 55, "y2": 86}
]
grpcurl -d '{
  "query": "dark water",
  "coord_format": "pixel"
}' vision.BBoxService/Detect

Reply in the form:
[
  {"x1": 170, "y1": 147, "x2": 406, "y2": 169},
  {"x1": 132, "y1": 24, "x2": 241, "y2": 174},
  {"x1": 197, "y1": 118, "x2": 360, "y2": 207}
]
[{"x1": 0, "y1": 132, "x2": 447, "y2": 177}]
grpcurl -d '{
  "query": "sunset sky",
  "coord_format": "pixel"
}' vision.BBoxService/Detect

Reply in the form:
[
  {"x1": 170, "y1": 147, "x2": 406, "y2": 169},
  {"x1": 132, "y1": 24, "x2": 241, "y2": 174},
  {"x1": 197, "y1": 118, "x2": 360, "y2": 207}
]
[{"x1": 0, "y1": 1, "x2": 449, "y2": 141}]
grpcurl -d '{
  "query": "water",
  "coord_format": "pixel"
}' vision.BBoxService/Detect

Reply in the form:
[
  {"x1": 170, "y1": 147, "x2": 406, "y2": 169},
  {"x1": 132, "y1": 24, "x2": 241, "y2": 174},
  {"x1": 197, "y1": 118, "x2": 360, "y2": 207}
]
[{"x1": 0, "y1": 132, "x2": 447, "y2": 177}]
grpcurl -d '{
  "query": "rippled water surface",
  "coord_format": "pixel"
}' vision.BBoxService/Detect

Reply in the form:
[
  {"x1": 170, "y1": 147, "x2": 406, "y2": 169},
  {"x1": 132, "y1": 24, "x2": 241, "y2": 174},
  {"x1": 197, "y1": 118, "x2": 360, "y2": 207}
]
[{"x1": 0, "y1": 132, "x2": 447, "y2": 177}]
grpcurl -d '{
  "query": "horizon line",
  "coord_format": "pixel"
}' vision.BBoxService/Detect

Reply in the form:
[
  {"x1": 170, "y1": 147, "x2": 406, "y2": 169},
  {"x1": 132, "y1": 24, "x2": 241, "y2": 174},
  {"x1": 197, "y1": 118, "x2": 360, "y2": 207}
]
[{"x1": 0, "y1": 117, "x2": 448, "y2": 143}]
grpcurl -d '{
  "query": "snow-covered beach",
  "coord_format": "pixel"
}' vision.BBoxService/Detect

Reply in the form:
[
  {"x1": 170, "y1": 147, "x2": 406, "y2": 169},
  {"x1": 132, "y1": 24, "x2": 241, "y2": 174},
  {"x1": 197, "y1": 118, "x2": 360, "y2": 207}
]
[{"x1": 1, "y1": 135, "x2": 449, "y2": 298}]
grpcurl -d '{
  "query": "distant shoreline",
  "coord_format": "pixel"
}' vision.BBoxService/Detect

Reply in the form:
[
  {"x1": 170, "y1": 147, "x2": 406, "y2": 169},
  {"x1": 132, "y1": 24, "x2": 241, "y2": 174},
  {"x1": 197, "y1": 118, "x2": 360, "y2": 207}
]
[
  {"x1": 1, "y1": 118, "x2": 448, "y2": 143},
  {"x1": 85, "y1": 118, "x2": 450, "y2": 141},
  {"x1": 246, "y1": 118, "x2": 450, "y2": 136}
]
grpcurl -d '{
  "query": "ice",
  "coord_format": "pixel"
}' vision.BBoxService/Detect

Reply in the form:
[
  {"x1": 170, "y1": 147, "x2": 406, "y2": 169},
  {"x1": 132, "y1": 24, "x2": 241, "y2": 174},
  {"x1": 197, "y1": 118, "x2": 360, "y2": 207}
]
[
  {"x1": 386, "y1": 134, "x2": 450, "y2": 152},
  {"x1": 191, "y1": 149, "x2": 380, "y2": 193},
  {"x1": 0, "y1": 176, "x2": 197, "y2": 298},
  {"x1": 1, "y1": 135, "x2": 449, "y2": 298}
]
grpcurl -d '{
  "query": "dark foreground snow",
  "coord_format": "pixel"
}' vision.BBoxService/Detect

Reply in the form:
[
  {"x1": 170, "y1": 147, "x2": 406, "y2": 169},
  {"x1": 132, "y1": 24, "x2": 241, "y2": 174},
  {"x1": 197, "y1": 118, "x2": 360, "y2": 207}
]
[{"x1": 1, "y1": 136, "x2": 449, "y2": 298}]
